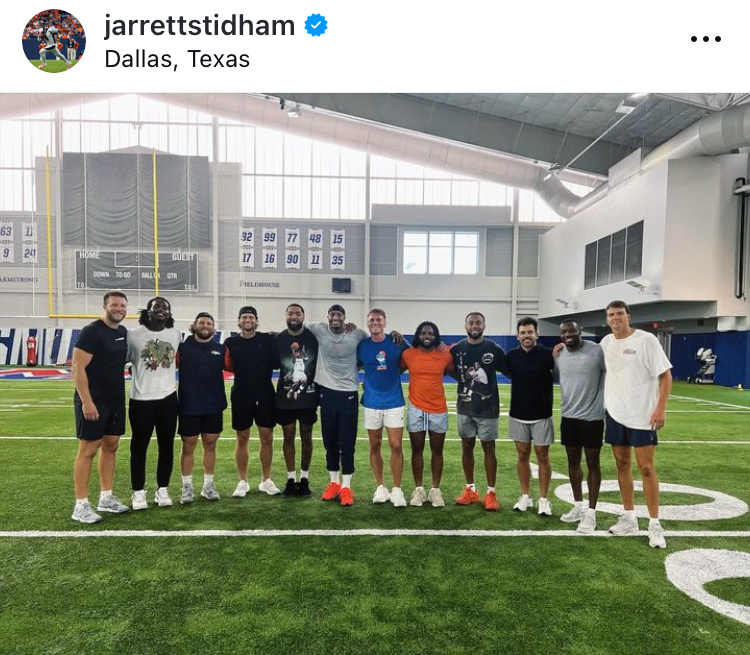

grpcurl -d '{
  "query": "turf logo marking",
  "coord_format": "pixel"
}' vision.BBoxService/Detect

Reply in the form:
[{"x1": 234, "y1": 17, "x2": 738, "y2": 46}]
[
  {"x1": 665, "y1": 549, "x2": 750, "y2": 626},
  {"x1": 554, "y1": 481, "x2": 749, "y2": 521}
]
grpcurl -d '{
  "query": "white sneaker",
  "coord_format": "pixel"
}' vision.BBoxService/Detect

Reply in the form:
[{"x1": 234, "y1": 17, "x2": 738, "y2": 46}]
[
  {"x1": 201, "y1": 481, "x2": 220, "y2": 501},
  {"x1": 428, "y1": 487, "x2": 445, "y2": 508},
  {"x1": 372, "y1": 485, "x2": 391, "y2": 504},
  {"x1": 180, "y1": 483, "x2": 194, "y2": 505},
  {"x1": 258, "y1": 478, "x2": 281, "y2": 495},
  {"x1": 233, "y1": 480, "x2": 250, "y2": 498},
  {"x1": 38, "y1": 64, "x2": 46, "y2": 69},
  {"x1": 513, "y1": 494, "x2": 533, "y2": 512},
  {"x1": 560, "y1": 505, "x2": 586, "y2": 523},
  {"x1": 609, "y1": 514, "x2": 639, "y2": 536},
  {"x1": 154, "y1": 487, "x2": 173, "y2": 507},
  {"x1": 648, "y1": 523, "x2": 667, "y2": 549},
  {"x1": 538, "y1": 498, "x2": 552, "y2": 516},
  {"x1": 410, "y1": 486, "x2": 427, "y2": 507},
  {"x1": 576, "y1": 510, "x2": 597, "y2": 535},
  {"x1": 131, "y1": 490, "x2": 148, "y2": 511},
  {"x1": 390, "y1": 487, "x2": 407, "y2": 508},
  {"x1": 71, "y1": 502, "x2": 101, "y2": 524},
  {"x1": 97, "y1": 495, "x2": 130, "y2": 514}
]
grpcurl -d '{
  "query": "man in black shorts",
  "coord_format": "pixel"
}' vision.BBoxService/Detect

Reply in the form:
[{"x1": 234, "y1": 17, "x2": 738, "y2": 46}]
[
  {"x1": 553, "y1": 320, "x2": 606, "y2": 534},
  {"x1": 224, "y1": 306, "x2": 280, "y2": 498},
  {"x1": 71, "y1": 290, "x2": 130, "y2": 523},
  {"x1": 177, "y1": 312, "x2": 227, "y2": 503},
  {"x1": 273, "y1": 303, "x2": 319, "y2": 497}
]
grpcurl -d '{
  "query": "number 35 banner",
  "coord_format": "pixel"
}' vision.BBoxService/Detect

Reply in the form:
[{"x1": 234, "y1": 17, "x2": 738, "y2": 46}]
[{"x1": 330, "y1": 252, "x2": 345, "y2": 270}]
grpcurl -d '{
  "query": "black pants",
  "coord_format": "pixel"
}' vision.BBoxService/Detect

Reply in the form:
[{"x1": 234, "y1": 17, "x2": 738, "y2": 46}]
[
  {"x1": 319, "y1": 386, "x2": 359, "y2": 475},
  {"x1": 129, "y1": 393, "x2": 178, "y2": 490}
]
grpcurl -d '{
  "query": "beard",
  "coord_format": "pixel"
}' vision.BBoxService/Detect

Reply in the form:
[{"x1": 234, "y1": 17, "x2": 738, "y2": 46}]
[{"x1": 287, "y1": 320, "x2": 303, "y2": 331}]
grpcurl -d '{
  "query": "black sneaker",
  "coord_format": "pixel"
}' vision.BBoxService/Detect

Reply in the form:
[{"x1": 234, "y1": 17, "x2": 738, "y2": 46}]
[
  {"x1": 297, "y1": 478, "x2": 312, "y2": 498},
  {"x1": 282, "y1": 478, "x2": 298, "y2": 498}
]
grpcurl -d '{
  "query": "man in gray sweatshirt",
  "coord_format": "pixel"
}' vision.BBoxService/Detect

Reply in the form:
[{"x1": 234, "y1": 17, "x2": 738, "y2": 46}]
[{"x1": 307, "y1": 305, "x2": 368, "y2": 507}]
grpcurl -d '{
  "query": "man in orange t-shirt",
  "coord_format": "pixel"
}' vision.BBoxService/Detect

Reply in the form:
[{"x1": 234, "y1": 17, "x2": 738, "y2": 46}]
[{"x1": 401, "y1": 321, "x2": 454, "y2": 508}]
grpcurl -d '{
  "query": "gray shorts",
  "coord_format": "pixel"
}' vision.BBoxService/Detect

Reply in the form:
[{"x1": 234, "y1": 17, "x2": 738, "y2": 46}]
[
  {"x1": 457, "y1": 414, "x2": 498, "y2": 442},
  {"x1": 508, "y1": 416, "x2": 555, "y2": 446},
  {"x1": 406, "y1": 403, "x2": 449, "y2": 433}
]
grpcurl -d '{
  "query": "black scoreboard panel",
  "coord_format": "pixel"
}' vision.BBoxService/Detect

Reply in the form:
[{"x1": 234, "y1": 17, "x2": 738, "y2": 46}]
[{"x1": 75, "y1": 251, "x2": 199, "y2": 291}]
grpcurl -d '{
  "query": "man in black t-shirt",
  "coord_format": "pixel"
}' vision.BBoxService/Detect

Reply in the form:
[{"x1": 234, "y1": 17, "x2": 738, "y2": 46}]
[
  {"x1": 71, "y1": 290, "x2": 130, "y2": 524},
  {"x1": 505, "y1": 316, "x2": 556, "y2": 516},
  {"x1": 272, "y1": 303, "x2": 319, "y2": 497},
  {"x1": 450, "y1": 312, "x2": 507, "y2": 512},
  {"x1": 224, "y1": 306, "x2": 280, "y2": 498}
]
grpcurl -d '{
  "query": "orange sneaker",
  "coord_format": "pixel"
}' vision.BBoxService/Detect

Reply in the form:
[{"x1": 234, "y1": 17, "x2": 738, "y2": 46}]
[
  {"x1": 455, "y1": 487, "x2": 481, "y2": 505},
  {"x1": 483, "y1": 490, "x2": 500, "y2": 512},
  {"x1": 321, "y1": 482, "x2": 341, "y2": 501},
  {"x1": 339, "y1": 487, "x2": 354, "y2": 506}
]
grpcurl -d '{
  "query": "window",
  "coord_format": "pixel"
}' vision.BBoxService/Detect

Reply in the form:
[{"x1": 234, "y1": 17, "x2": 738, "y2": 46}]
[
  {"x1": 403, "y1": 230, "x2": 479, "y2": 275},
  {"x1": 584, "y1": 221, "x2": 643, "y2": 289}
]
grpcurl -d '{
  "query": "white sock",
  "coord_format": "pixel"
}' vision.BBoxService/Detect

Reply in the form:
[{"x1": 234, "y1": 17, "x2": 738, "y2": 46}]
[
  {"x1": 487, "y1": 486, "x2": 495, "y2": 493},
  {"x1": 467, "y1": 483, "x2": 476, "y2": 491},
  {"x1": 624, "y1": 509, "x2": 636, "y2": 520},
  {"x1": 157, "y1": 487, "x2": 168, "y2": 493},
  {"x1": 287, "y1": 471, "x2": 296, "y2": 481},
  {"x1": 182, "y1": 476, "x2": 192, "y2": 485},
  {"x1": 203, "y1": 474, "x2": 214, "y2": 485},
  {"x1": 539, "y1": 497, "x2": 548, "y2": 502},
  {"x1": 575, "y1": 500, "x2": 586, "y2": 509},
  {"x1": 76, "y1": 497, "x2": 88, "y2": 506},
  {"x1": 329, "y1": 471, "x2": 340, "y2": 484},
  {"x1": 392, "y1": 486, "x2": 401, "y2": 492},
  {"x1": 649, "y1": 517, "x2": 661, "y2": 527},
  {"x1": 586, "y1": 508, "x2": 596, "y2": 516},
  {"x1": 300, "y1": 470, "x2": 309, "y2": 480},
  {"x1": 100, "y1": 490, "x2": 112, "y2": 499},
  {"x1": 342, "y1": 474, "x2": 352, "y2": 489}
]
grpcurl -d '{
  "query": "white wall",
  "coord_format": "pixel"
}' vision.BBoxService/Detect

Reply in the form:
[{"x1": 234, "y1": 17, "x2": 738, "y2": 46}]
[{"x1": 538, "y1": 162, "x2": 669, "y2": 316}]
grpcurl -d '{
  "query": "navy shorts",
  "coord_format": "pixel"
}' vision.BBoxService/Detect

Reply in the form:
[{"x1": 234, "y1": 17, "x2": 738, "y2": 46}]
[
  {"x1": 179, "y1": 412, "x2": 224, "y2": 437},
  {"x1": 605, "y1": 413, "x2": 658, "y2": 447},
  {"x1": 561, "y1": 417, "x2": 604, "y2": 449},
  {"x1": 75, "y1": 397, "x2": 125, "y2": 440},
  {"x1": 275, "y1": 406, "x2": 318, "y2": 427},
  {"x1": 231, "y1": 394, "x2": 276, "y2": 431}
]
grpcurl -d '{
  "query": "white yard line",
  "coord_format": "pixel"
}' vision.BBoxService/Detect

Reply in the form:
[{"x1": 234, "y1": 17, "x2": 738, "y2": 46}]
[
  {"x1": 670, "y1": 394, "x2": 750, "y2": 411},
  {"x1": 1, "y1": 436, "x2": 748, "y2": 444},
  {"x1": 0, "y1": 528, "x2": 748, "y2": 539}
]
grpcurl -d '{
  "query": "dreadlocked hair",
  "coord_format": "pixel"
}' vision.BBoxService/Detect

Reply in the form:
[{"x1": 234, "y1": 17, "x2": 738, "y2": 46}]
[{"x1": 413, "y1": 321, "x2": 441, "y2": 348}]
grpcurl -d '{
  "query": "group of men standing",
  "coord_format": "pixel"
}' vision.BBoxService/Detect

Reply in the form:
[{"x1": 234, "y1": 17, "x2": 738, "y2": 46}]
[{"x1": 71, "y1": 293, "x2": 672, "y2": 548}]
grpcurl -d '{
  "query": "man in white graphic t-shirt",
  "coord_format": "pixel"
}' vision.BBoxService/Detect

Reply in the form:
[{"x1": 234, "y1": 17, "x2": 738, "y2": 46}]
[{"x1": 600, "y1": 300, "x2": 672, "y2": 549}]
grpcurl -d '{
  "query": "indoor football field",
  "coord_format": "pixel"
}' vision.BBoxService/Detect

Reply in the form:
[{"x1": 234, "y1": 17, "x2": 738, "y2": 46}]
[{"x1": 0, "y1": 378, "x2": 748, "y2": 655}]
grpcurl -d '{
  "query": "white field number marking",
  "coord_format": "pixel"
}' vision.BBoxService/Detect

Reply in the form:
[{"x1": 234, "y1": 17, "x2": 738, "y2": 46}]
[
  {"x1": 665, "y1": 549, "x2": 750, "y2": 626},
  {"x1": 555, "y1": 481, "x2": 749, "y2": 521}
]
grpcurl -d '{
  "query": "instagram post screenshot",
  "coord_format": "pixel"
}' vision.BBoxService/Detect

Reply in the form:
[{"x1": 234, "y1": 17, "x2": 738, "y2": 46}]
[{"x1": 1, "y1": 2, "x2": 749, "y2": 654}]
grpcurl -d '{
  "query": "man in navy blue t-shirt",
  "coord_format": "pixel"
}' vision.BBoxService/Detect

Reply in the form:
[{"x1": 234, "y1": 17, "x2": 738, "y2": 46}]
[
  {"x1": 176, "y1": 312, "x2": 227, "y2": 504},
  {"x1": 357, "y1": 308, "x2": 409, "y2": 508}
]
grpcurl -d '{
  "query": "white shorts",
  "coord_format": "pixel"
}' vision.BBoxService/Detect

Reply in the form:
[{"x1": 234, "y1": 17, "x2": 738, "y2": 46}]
[{"x1": 364, "y1": 407, "x2": 405, "y2": 430}]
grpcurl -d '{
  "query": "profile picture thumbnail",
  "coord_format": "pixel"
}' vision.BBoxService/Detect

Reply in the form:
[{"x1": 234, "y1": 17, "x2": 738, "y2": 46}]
[{"x1": 22, "y1": 9, "x2": 85, "y2": 73}]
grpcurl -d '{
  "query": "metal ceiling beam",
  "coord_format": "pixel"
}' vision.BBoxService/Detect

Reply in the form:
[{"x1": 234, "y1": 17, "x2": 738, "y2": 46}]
[{"x1": 271, "y1": 93, "x2": 635, "y2": 176}]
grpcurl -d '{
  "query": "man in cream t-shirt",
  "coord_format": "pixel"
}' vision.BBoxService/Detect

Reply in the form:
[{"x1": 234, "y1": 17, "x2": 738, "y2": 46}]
[
  {"x1": 600, "y1": 300, "x2": 672, "y2": 549},
  {"x1": 127, "y1": 297, "x2": 182, "y2": 510}
]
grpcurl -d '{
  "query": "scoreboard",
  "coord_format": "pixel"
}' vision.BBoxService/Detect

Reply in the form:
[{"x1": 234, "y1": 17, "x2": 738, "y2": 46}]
[{"x1": 75, "y1": 250, "x2": 199, "y2": 291}]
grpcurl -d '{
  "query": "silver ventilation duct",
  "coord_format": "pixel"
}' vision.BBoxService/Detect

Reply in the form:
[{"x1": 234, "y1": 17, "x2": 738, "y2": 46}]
[{"x1": 3, "y1": 93, "x2": 748, "y2": 219}]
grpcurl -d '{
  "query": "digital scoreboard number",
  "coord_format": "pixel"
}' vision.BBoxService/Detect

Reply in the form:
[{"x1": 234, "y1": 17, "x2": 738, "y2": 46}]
[{"x1": 75, "y1": 251, "x2": 199, "y2": 291}]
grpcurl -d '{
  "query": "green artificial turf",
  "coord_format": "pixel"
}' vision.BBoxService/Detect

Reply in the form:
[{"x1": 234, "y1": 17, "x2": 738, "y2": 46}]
[{"x1": 0, "y1": 379, "x2": 748, "y2": 654}]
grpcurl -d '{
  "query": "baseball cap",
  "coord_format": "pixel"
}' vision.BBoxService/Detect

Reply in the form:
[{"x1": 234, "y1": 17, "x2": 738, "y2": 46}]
[
  {"x1": 238, "y1": 305, "x2": 258, "y2": 318},
  {"x1": 194, "y1": 311, "x2": 214, "y2": 322}
]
